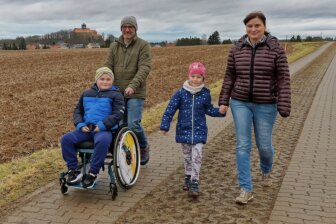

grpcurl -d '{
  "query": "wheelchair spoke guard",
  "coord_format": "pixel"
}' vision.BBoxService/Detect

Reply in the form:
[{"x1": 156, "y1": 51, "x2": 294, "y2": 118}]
[{"x1": 113, "y1": 126, "x2": 140, "y2": 189}]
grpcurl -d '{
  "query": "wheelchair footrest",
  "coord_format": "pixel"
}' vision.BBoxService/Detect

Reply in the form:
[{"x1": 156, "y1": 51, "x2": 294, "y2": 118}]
[{"x1": 66, "y1": 181, "x2": 98, "y2": 190}]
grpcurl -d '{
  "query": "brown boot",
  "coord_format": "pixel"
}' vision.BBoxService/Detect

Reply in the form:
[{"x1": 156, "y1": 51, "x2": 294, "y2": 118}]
[{"x1": 140, "y1": 145, "x2": 150, "y2": 165}]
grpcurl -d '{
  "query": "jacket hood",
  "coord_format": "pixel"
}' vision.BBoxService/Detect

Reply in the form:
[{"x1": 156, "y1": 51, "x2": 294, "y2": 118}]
[{"x1": 237, "y1": 33, "x2": 279, "y2": 50}]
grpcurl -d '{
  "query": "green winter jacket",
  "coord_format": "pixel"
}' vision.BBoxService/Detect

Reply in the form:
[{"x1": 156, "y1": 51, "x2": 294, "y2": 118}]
[{"x1": 104, "y1": 35, "x2": 151, "y2": 99}]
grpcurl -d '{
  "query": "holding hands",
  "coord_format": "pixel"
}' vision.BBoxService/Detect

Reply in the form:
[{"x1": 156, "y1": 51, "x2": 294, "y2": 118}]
[
  {"x1": 219, "y1": 105, "x2": 229, "y2": 114},
  {"x1": 160, "y1": 130, "x2": 168, "y2": 135}
]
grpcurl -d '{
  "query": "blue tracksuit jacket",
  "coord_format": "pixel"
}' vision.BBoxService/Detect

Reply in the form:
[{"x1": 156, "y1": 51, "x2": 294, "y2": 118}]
[{"x1": 73, "y1": 84, "x2": 125, "y2": 130}]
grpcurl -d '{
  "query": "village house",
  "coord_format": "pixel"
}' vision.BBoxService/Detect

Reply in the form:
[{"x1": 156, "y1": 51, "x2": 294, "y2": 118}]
[{"x1": 87, "y1": 43, "x2": 100, "y2": 48}]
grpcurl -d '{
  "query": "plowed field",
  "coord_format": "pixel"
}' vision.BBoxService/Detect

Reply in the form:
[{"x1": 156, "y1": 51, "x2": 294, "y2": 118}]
[{"x1": 0, "y1": 44, "x2": 294, "y2": 163}]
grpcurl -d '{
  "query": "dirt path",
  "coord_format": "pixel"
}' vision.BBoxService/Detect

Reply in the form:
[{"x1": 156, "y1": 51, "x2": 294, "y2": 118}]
[{"x1": 115, "y1": 44, "x2": 336, "y2": 224}]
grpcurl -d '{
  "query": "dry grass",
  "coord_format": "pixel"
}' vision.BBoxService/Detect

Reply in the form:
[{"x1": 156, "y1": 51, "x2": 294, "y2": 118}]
[
  {"x1": 287, "y1": 42, "x2": 325, "y2": 62},
  {"x1": 0, "y1": 148, "x2": 63, "y2": 207}
]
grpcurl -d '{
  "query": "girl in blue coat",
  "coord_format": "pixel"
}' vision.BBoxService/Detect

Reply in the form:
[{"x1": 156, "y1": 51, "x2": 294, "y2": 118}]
[{"x1": 160, "y1": 62, "x2": 226, "y2": 198}]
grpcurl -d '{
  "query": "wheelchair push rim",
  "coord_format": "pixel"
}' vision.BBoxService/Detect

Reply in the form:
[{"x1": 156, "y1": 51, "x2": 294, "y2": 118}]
[{"x1": 113, "y1": 126, "x2": 140, "y2": 189}]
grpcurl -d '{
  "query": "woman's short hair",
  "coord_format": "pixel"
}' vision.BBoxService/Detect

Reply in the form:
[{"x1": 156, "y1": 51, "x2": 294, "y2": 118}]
[{"x1": 243, "y1": 11, "x2": 266, "y2": 26}]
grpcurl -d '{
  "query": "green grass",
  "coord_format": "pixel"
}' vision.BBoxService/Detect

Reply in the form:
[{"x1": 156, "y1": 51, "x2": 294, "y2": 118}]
[
  {"x1": 0, "y1": 41, "x2": 325, "y2": 209},
  {"x1": 286, "y1": 42, "x2": 324, "y2": 62}
]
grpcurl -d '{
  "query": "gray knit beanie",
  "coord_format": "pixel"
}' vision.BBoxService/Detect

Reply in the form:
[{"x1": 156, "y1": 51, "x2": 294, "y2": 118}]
[{"x1": 120, "y1": 16, "x2": 138, "y2": 31}]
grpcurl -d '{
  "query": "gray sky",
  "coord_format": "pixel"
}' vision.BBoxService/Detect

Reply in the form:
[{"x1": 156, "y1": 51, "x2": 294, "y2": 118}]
[{"x1": 0, "y1": 0, "x2": 335, "y2": 42}]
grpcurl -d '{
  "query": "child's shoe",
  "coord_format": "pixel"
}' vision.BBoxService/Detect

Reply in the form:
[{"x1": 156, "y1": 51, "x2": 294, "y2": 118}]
[
  {"x1": 82, "y1": 173, "x2": 97, "y2": 188},
  {"x1": 189, "y1": 179, "x2": 199, "y2": 198},
  {"x1": 66, "y1": 170, "x2": 82, "y2": 185},
  {"x1": 183, "y1": 175, "x2": 191, "y2": 191}
]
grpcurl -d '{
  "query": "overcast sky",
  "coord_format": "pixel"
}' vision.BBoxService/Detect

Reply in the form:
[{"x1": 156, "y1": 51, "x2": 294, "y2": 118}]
[{"x1": 0, "y1": 0, "x2": 335, "y2": 42}]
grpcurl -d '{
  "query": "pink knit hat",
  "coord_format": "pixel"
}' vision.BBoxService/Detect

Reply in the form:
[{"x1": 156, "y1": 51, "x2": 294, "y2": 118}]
[{"x1": 188, "y1": 62, "x2": 206, "y2": 77}]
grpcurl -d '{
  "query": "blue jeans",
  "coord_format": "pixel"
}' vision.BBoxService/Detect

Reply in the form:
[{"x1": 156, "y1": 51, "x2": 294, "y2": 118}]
[
  {"x1": 61, "y1": 130, "x2": 112, "y2": 175},
  {"x1": 126, "y1": 98, "x2": 148, "y2": 149},
  {"x1": 231, "y1": 99, "x2": 277, "y2": 192}
]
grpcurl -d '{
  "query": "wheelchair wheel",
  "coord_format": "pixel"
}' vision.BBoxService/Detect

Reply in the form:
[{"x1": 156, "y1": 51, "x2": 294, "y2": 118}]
[
  {"x1": 61, "y1": 185, "x2": 69, "y2": 195},
  {"x1": 113, "y1": 126, "x2": 140, "y2": 189}
]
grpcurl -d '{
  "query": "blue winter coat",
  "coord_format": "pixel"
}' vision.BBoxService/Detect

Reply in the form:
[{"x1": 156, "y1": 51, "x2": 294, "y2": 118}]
[
  {"x1": 160, "y1": 87, "x2": 225, "y2": 144},
  {"x1": 73, "y1": 84, "x2": 125, "y2": 131}
]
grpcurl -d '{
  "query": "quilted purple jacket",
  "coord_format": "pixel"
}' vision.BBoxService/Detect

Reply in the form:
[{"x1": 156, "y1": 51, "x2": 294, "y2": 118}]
[{"x1": 218, "y1": 34, "x2": 291, "y2": 117}]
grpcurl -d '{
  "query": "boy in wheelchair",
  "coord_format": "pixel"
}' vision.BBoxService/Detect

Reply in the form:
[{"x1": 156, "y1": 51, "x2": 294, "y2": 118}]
[{"x1": 61, "y1": 67, "x2": 125, "y2": 188}]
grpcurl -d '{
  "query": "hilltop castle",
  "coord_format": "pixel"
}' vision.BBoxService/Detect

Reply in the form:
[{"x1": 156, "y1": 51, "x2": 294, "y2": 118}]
[{"x1": 73, "y1": 23, "x2": 98, "y2": 37}]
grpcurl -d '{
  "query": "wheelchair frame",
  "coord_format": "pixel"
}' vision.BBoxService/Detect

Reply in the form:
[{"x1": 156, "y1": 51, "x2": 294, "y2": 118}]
[{"x1": 59, "y1": 125, "x2": 141, "y2": 200}]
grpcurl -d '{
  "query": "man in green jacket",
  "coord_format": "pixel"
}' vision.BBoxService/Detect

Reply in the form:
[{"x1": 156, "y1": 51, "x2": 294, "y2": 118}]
[{"x1": 104, "y1": 16, "x2": 151, "y2": 165}]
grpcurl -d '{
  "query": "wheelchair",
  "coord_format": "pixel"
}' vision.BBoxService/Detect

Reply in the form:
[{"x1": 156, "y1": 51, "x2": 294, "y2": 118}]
[{"x1": 59, "y1": 124, "x2": 141, "y2": 200}]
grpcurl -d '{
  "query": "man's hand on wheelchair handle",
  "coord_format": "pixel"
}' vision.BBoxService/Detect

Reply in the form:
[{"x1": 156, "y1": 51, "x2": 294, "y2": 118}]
[{"x1": 124, "y1": 87, "x2": 135, "y2": 95}]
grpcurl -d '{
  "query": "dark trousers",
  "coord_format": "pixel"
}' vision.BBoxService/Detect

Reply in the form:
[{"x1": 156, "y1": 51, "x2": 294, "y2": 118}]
[{"x1": 61, "y1": 130, "x2": 112, "y2": 175}]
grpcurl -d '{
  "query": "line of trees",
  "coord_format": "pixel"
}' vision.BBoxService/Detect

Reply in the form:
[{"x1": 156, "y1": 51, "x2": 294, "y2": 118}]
[
  {"x1": 176, "y1": 36, "x2": 202, "y2": 46},
  {"x1": 2, "y1": 37, "x2": 26, "y2": 50},
  {"x1": 1, "y1": 29, "x2": 116, "y2": 50},
  {"x1": 289, "y1": 35, "x2": 334, "y2": 42},
  {"x1": 176, "y1": 30, "x2": 232, "y2": 46},
  {"x1": 2, "y1": 29, "x2": 335, "y2": 50},
  {"x1": 175, "y1": 31, "x2": 335, "y2": 47},
  {"x1": 26, "y1": 29, "x2": 105, "y2": 46}
]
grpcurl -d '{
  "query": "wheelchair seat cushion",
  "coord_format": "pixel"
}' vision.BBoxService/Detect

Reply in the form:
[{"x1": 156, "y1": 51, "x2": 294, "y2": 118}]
[{"x1": 77, "y1": 141, "x2": 94, "y2": 149}]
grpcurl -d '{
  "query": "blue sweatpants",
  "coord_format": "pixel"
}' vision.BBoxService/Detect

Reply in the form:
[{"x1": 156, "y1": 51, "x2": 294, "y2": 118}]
[{"x1": 61, "y1": 130, "x2": 112, "y2": 175}]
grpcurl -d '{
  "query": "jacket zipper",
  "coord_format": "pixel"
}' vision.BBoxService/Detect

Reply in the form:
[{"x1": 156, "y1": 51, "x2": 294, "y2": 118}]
[
  {"x1": 249, "y1": 46, "x2": 256, "y2": 101},
  {"x1": 191, "y1": 94, "x2": 195, "y2": 144},
  {"x1": 123, "y1": 43, "x2": 133, "y2": 69}
]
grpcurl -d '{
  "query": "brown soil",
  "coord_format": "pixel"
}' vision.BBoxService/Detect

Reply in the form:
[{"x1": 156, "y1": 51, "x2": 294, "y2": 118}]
[{"x1": 0, "y1": 44, "x2": 294, "y2": 163}]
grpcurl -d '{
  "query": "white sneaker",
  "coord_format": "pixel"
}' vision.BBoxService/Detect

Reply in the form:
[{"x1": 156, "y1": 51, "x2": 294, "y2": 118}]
[
  {"x1": 235, "y1": 188, "x2": 253, "y2": 204},
  {"x1": 261, "y1": 173, "x2": 272, "y2": 187},
  {"x1": 66, "y1": 170, "x2": 83, "y2": 185}
]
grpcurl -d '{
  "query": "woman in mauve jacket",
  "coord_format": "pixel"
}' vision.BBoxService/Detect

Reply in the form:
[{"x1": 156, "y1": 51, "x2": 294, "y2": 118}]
[{"x1": 218, "y1": 11, "x2": 291, "y2": 205}]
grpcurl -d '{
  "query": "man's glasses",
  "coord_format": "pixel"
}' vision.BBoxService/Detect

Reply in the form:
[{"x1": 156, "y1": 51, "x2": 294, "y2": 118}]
[{"x1": 122, "y1": 26, "x2": 135, "y2": 30}]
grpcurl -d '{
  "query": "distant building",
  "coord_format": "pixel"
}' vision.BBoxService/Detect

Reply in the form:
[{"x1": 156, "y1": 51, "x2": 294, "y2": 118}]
[
  {"x1": 73, "y1": 23, "x2": 98, "y2": 37},
  {"x1": 26, "y1": 44, "x2": 39, "y2": 50},
  {"x1": 49, "y1": 44, "x2": 61, "y2": 50},
  {"x1": 58, "y1": 42, "x2": 69, "y2": 49},
  {"x1": 71, "y1": 44, "x2": 85, "y2": 48},
  {"x1": 87, "y1": 43, "x2": 100, "y2": 48}
]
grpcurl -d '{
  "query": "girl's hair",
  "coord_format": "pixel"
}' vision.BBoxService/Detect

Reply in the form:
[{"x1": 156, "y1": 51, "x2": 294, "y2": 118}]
[{"x1": 243, "y1": 11, "x2": 266, "y2": 26}]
